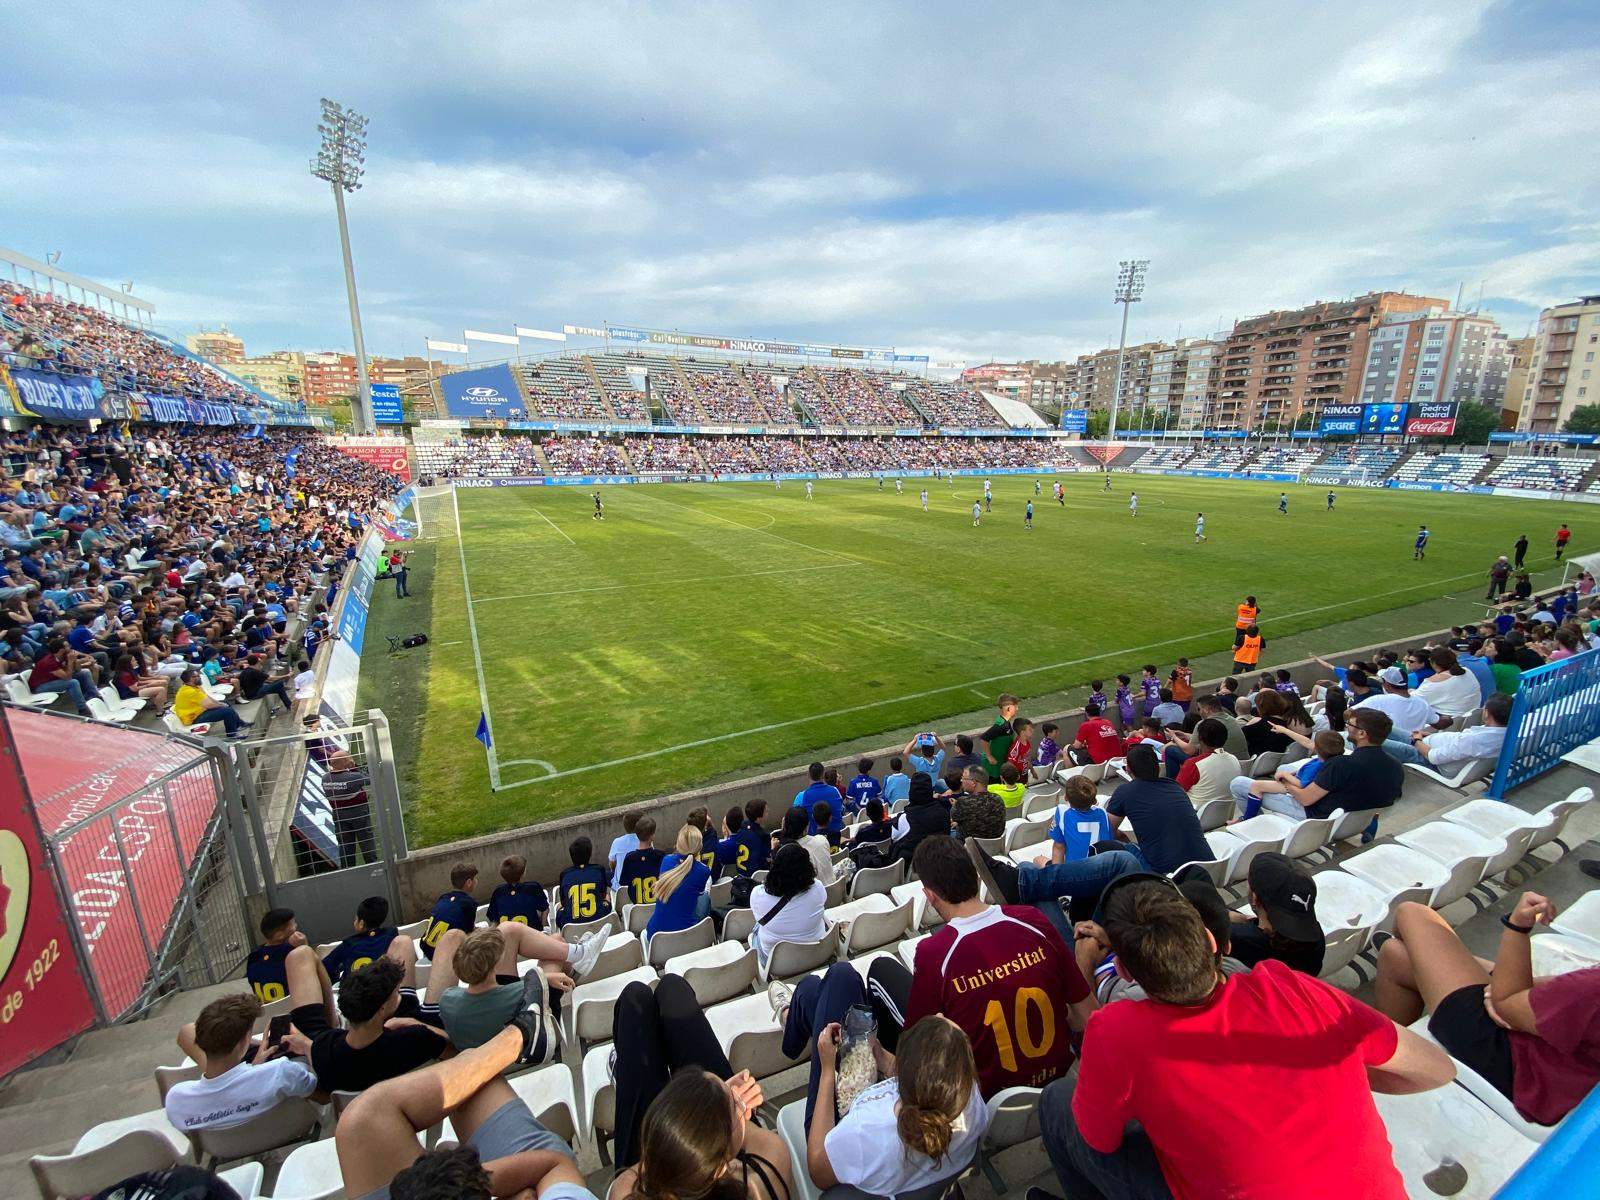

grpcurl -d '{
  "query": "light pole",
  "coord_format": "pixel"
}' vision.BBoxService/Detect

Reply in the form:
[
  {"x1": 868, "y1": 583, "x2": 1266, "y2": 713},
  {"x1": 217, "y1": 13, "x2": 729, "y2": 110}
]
[
  {"x1": 311, "y1": 98, "x2": 375, "y2": 435},
  {"x1": 1106, "y1": 259, "x2": 1148, "y2": 439}
]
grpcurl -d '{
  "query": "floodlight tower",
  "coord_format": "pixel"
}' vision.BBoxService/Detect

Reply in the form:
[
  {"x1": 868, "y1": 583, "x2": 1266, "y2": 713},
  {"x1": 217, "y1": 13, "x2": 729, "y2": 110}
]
[
  {"x1": 312, "y1": 98, "x2": 375, "y2": 435},
  {"x1": 1106, "y1": 259, "x2": 1148, "y2": 439}
]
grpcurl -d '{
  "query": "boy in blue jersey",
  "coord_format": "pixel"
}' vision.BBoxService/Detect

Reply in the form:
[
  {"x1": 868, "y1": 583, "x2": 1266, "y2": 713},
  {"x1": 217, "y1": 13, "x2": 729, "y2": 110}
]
[
  {"x1": 246, "y1": 907, "x2": 303, "y2": 1003},
  {"x1": 618, "y1": 816, "x2": 666, "y2": 906},
  {"x1": 1048, "y1": 777, "x2": 1112, "y2": 863},
  {"x1": 1025, "y1": 499, "x2": 1034, "y2": 529},
  {"x1": 1414, "y1": 525, "x2": 1429, "y2": 560},
  {"x1": 321, "y1": 896, "x2": 401, "y2": 985},
  {"x1": 717, "y1": 799, "x2": 770, "y2": 877},
  {"x1": 556, "y1": 835, "x2": 612, "y2": 927},
  {"x1": 844, "y1": 756, "x2": 882, "y2": 815},
  {"x1": 487, "y1": 854, "x2": 549, "y2": 927},
  {"x1": 421, "y1": 863, "x2": 479, "y2": 960},
  {"x1": 882, "y1": 756, "x2": 911, "y2": 805}
]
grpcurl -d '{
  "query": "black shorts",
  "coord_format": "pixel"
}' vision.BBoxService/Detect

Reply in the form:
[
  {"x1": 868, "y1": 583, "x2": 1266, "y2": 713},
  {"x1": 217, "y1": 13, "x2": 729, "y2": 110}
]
[{"x1": 1429, "y1": 984, "x2": 1515, "y2": 1101}]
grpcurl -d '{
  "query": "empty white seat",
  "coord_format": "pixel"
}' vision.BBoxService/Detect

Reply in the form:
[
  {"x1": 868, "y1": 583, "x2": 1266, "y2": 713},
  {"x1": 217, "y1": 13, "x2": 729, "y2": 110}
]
[
  {"x1": 31, "y1": 1129, "x2": 182, "y2": 1200},
  {"x1": 1443, "y1": 788, "x2": 1592, "y2": 854},
  {"x1": 1310, "y1": 868, "x2": 1397, "y2": 933},
  {"x1": 1327, "y1": 806, "x2": 1379, "y2": 845},
  {"x1": 1338, "y1": 844, "x2": 1454, "y2": 911},
  {"x1": 87, "y1": 695, "x2": 137, "y2": 723},
  {"x1": 776, "y1": 1099, "x2": 822, "y2": 1200},
  {"x1": 72, "y1": 1110, "x2": 189, "y2": 1159},
  {"x1": 848, "y1": 859, "x2": 906, "y2": 900},
  {"x1": 646, "y1": 916, "x2": 715, "y2": 969},
  {"x1": 663, "y1": 940, "x2": 759, "y2": 1006},
  {"x1": 271, "y1": 1136, "x2": 346, "y2": 1200},
  {"x1": 564, "y1": 964, "x2": 658, "y2": 1048},
  {"x1": 1007, "y1": 840, "x2": 1053, "y2": 868},
  {"x1": 623, "y1": 902, "x2": 655, "y2": 936},
  {"x1": 1531, "y1": 931, "x2": 1600, "y2": 977},
  {"x1": 722, "y1": 906, "x2": 757, "y2": 946},
  {"x1": 1206, "y1": 825, "x2": 1276, "y2": 886},
  {"x1": 839, "y1": 896, "x2": 915, "y2": 957},
  {"x1": 582, "y1": 1043, "x2": 619, "y2": 1163},
  {"x1": 1393, "y1": 823, "x2": 1502, "y2": 906},
  {"x1": 1194, "y1": 796, "x2": 1232, "y2": 831},
  {"x1": 583, "y1": 929, "x2": 644, "y2": 984},
  {"x1": 1403, "y1": 756, "x2": 1497, "y2": 790},
  {"x1": 976, "y1": 1085, "x2": 1044, "y2": 1192},
  {"x1": 898, "y1": 931, "x2": 931, "y2": 971},
  {"x1": 760, "y1": 933, "x2": 839, "y2": 982},
  {"x1": 1002, "y1": 816, "x2": 1051, "y2": 853},
  {"x1": 710, "y1": 992, "x2": 801, "y2": 1085},
  {"x1": 1549, "y1": 891, "x2": 1600, "y2": 951},
  {"x1": 1317, "y1": 922, "x2": 1373, "y2": 980},
  {"x1": 1374, "y1": 1085, "x2": 1538, "y2": 1194}
]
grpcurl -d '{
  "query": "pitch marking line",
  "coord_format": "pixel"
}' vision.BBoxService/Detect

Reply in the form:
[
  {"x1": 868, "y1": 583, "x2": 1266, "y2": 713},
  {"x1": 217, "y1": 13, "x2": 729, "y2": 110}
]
[
  {"x1": 472, "y1": 561, "x2": 852, "y2": 605},
  {"x1": 452, "y1": 488, "x2": 502, "y2": 790},
  {"x1": 487, "y1": 557, "x2": 1569, "y2": 791},
  {"x1": 530, "y1": 506, "x2": 576, "y2": 546}
]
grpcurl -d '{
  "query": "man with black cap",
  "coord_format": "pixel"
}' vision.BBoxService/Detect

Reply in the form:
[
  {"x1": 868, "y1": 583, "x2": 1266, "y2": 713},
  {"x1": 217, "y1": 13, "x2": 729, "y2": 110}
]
[
  {"x1": 1351, "y1": 665, "x2": 1437, "y2": 738},
  {"x1": 1228, "y1": 852, "x2": 1326, "y2": 976}
]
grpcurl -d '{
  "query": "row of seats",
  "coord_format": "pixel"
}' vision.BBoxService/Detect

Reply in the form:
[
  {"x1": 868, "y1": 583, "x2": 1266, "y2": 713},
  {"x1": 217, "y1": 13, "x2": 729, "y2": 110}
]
[
  {"x1": 1393, "y1": 452, "x2": 1491, "y2": 487},
  {"x1": 1487, "y1": 455, "x2": 1594, "y2": 492}
]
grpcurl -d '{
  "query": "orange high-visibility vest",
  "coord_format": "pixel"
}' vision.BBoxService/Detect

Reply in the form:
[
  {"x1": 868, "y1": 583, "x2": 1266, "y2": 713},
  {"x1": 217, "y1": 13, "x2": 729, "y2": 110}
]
[
  {"x1": 1235, "y1": 604, "x2": 1258, "y2": 630},
  {"x1": 1236, "y1": 634, "x2": 1263, "y2": 665}
]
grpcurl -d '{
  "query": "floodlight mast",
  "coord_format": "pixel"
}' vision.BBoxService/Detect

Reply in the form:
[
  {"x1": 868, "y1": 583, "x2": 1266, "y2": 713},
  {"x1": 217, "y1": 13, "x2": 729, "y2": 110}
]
[
  {"x1": 1106, "y1": 259, "x2": 1148, "y2": 441},
  {"x1": 311, "y1": 98, "x2": 376, "y2": 435}
]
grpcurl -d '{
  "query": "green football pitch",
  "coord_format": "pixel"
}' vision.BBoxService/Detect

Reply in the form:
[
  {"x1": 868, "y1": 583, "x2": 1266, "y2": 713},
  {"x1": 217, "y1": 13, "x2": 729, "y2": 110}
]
[{"x1": 357, "y1": 474, "x2": 1585, "y2": 846}]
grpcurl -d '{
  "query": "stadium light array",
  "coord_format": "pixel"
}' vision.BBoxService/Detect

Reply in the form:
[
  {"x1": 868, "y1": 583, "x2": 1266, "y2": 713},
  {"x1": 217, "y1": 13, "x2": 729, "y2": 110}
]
[
  {"x1": 1107, "y1": 258, "x2": 1150, "y2": 439},
  {"x1": 311, "y1": 99, "x2": 375, "y2": 433}
]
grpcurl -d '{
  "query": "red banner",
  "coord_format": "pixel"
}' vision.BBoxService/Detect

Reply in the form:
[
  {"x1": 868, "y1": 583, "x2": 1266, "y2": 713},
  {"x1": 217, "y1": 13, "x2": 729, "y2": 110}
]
[
  {"x1": 16, "y1": 710, "x2": 218, "y2": 1018},
  {"x1": 1406, "y1": 417, "x2": 1457, "y2": 436},
  {"x1": 332, "y1": 438, "x2": 412, "y2": 482},
  {"x1": 0, "y1": 710, "x2": 98, "y2": 1077}
]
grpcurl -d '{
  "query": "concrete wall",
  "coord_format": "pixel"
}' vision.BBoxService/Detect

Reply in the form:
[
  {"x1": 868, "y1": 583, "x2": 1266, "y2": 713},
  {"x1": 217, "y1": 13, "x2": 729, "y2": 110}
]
[{"x1": 390, "y1": 626, "x2": 1456, "y2": 919}]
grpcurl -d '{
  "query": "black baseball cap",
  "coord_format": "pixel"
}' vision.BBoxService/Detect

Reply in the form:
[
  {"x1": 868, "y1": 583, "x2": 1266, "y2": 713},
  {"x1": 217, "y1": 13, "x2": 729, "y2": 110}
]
[{"x1": 1249, "y1": 852, "x2": 1320, "y2": 942}]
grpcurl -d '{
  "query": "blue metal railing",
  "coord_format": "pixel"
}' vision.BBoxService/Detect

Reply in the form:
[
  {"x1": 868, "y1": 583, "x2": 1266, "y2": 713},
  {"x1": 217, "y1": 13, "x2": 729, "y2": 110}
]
[{"x1": 1489, "y1": 646, "x2": 1600, "y2": 798}]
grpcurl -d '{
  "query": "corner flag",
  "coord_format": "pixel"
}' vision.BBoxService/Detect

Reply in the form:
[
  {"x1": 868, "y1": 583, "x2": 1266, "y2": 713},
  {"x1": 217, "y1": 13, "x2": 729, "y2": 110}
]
[{"x1": 474, "y1": 712, "x2": 492, "y2": 749}]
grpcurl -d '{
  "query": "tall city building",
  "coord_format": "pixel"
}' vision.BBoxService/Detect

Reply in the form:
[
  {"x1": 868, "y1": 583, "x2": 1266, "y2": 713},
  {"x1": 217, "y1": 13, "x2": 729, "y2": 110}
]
[
  {"x1": 234, "y1": 350, "x2": 305, "y2": 407},
  {"x1": 1209, "y1": 291, "x2": 1447, "y2": 429},
  {"x1": 1502, "y1": 335, "x2": 1536, "y2": 428},
  {"x1": 1145, "y1": 338, "x2": 1220, "y2": 429},
  {"x1": 1519, "y1": 296, "x2": 1600, "y2": 433},
  {"x1": 302, "y1": 352, "x2": 359, "y2": 406},
  {"x1": 1358, "y1": 308, "x2": 1508, "y2": 409},
  {"x1": 186, "y1": 325, "x2": 245, "y2": 365},
  {"x1": 1074, "y1": 341, "x2": 1162, "y2": 413}
]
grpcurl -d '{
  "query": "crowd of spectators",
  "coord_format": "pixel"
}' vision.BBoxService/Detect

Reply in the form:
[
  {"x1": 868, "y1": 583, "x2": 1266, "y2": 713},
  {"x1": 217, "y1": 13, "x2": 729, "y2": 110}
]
[
  {"x1": 0, "y1": 423, "x2": 396, "y2": 731},
  {"x1": 414, "y1": 434, "x2": 542, "y2": 481},
  {"x1": 539, "y1": 435, "x2": 629, "y2": 476},
  {"x1": 142, "y1": 662, "x2": 1600, "y2": 1200},
  {"x1": 2, "y1": 284, "x2": 278, "y2": 411},
  {"x1": 900, "y1": 377, "x2": 1002, "y2": 427},
  {"x1": 518, "y1": 362, "x2": 614, "y2": 420},
  {"x1": 673, "y1": 364, "x2": 791, "y2": 424},
  {"x1": 789, "y1": 367, "x2": 924, "y2": 427},
  {"x1": 620, "y1": 435, "x2": 701, "y2": 473}
]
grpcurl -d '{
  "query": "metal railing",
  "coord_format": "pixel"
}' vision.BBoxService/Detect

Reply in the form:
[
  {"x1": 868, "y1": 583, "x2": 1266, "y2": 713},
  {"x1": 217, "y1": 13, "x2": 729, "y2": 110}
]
[{"x1": 1489, "y1": 645, "x2": 1600, "y2": 798}]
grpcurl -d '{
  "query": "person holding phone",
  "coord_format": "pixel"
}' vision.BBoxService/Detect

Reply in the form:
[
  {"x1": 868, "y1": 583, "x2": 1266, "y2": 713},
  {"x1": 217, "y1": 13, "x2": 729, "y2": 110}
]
[
  {"x1": 168, "y1": 992, "x2": 321, "y2": 1133},
  {"x1": 905, "y1": 732, "x2": 945, "y2": 780}
]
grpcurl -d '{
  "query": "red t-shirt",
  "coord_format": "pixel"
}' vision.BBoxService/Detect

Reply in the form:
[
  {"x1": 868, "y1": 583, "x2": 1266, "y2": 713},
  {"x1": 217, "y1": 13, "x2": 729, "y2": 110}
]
[
  {"x1": 27, "y1": 654, "x2": 63, "y2": 692},
  {"x1": 1076, "y1": 718, "x2": 1123, "y2": 764},
  {"x1": 1510, "y1": 964, "x2": 1600, "y2": 1125},
  {"x1": 907, "y1": 905, "x2": 1087, "y2": 1096},
  {"x1": 1175, "y1": 748, "x2": 1211, "y2": 792},
  {"x1": 1556, "y1": 528, "x2": 1571, "y2": 544},
  {"x1": 1072, "y1": 960, "x2": 1403, "y2": 1200}
]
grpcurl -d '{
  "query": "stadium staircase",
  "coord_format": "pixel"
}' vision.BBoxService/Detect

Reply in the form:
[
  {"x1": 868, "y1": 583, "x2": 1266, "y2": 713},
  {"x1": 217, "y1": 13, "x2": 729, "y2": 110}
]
[
  {"x1": 900, "y1": 384, "x2": 934, "y2": 426},
  {"x1": 579, "y1": 357, "x2": 621, "y2": 422},
  {"x1": 731, "y1": 366, "x2": 770, "y2": 419},
  {"x1": 666, "y1": 360, "x2": 700, "y2": 423},
  {"x1": 0, "y1": 980, "x2": 244, "y2": 1195}
]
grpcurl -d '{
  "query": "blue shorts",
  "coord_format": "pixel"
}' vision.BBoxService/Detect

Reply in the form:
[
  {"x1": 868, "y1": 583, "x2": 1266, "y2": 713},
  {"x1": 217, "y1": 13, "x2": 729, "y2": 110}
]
[{"x1": 356, "y1": 1098, "x2": 588, "y2": 1200}]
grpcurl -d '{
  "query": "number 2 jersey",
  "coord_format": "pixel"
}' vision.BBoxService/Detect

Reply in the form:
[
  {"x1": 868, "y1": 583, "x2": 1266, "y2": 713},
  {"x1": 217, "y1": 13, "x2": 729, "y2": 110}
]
[
  {"x1": 905, "y1": 904, "x2": 1088, "y2": 1096},
  {"x1": 321, "y1": 927, "x2": 399, "y2": 984}
]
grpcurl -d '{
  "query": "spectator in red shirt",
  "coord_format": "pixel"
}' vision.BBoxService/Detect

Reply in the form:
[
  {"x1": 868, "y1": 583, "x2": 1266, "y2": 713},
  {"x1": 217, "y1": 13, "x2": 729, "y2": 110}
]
[
  {"x1": 1374, "y1": 892, "x2": 1600, "y2": 1129},
  {"x1": 1067, "y1": 702, "x2": 1123, "y2": 766},
  {"x1": 1041, "y1": 875, "x2": 1452, "y2": 1200},
  {"x1": 860, "y1": 836, "x2": 1095, "y2": 1098}
]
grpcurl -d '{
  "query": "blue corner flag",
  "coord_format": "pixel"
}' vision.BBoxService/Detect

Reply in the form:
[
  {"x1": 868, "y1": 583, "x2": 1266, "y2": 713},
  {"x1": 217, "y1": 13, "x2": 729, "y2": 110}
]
[{"x1": 474, "y1": 712, "x2": 492, "y2": 749}]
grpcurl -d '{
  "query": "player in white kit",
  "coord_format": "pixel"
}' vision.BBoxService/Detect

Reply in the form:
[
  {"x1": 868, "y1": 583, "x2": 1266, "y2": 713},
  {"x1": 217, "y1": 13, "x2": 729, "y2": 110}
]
[
  {"x1": 1129, "y1": 491, "x2": 1139, "y2": 517},
  {"x1": 1195, "y1": 512, "x2": 1206, "y2": 542},
  {"x1": 972, "y1": 500, "x2": 982, "y2": 526},
  {"x1": 805, "y1": 481, "x2": 813, "y2": 499},
  {"x1": 920, "y1": 488, "x2": 928, "y2": 511}
]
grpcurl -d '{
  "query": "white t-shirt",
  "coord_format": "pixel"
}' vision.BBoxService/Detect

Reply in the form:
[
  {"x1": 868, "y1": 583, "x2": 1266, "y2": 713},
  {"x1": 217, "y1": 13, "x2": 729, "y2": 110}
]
[
  {"x1": 1414, "y1": 671, "x2": 1481, "y2": 717},
  {"x1": 749, "y1": 880, "x2": 828, "y2": 960},
  {"x1": 163, "y1": 1057, "x2": 317, "y2": 1131},
  {"x1": 824, "y1": 1076, "x2": 988, "y2": 1196},
  {"x1": 1353, "y1": 692, "x2": 1437, "y2": 737},
  {"x1": 607, "y1": 833, "x2": 639, "y2": 889},
  {"x1": 1187, "y1": 749, "x2": 1241, "y2": 807},
  {"x1": 292, "y1": 669, "x2": 317, "y2": 700}
]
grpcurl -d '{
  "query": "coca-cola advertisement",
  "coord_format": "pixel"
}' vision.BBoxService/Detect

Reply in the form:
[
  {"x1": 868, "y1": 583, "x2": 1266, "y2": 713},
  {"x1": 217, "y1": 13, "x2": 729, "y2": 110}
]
[{"x1": 1406, "y1": 402, "x2": 1458, "y2": 437}]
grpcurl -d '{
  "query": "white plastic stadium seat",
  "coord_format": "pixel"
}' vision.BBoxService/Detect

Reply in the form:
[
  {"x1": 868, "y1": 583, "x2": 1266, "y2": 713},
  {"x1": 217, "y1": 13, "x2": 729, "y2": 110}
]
[
  {"x1": 1549, "y1": 891, "x2": 1600, "y2": 953},
  {"x1": 4, "y1": 677, "x2": 58, "y2": 707},
  {"x1": 443, "y1": 1065, "x2": 578, "y2": 1147},
  {"x1": 271, "y1": 1136, "x2": 347, "y2": 1200},
  {"x1": 189, "y1": 1097, "x2": 321, "y2": 1168},
  {"x1": 776, "y1": 1100, "x2": 822, "y2": 1200},
  {"x1": 848, "y1": 859, "x2": 905, "y2": 900},
  {"x1": 1338, "y1": 844, "x2": 1454, "y2": 912},
  {"x1": 30, "y1": 1130, "x2": 183, "y2": 1200},
  {"x1": 563, "y1": 964, "x2": 658, "y2": 1048},
  {"x1": 664, "y1": 940, "x2": 759, "y2": 1006},
  {"x1": 1403, "y1": 756, "x2": 1497, "y2": 791},
  {"x1": 71, "y1": 1110, "x2": 189, "y2": 1160},
  {"x1": 759, "y1": 934, "x2": 839, "y2": 984},
  {"x1": 86, "y1": 695, "x2": 137, "y2": 723},
  {"x1": 1442, "y1": 788, "x2": 1593, "y2": 855},
  {"x1": 582, "y1": 1042, "x2": 619, "y2": 1162},
  {"x1": 1392, "y1": 822, "x2": 1502, "y2": 903},
  {"x1": 710, "y1": 992, "x2": 802, "y2": 1087},
  {"x1": 646, "y1": 916, "x2": 715, "y2": 969},
  {"x1": 1530, "y1": 932, "x2": 1600, "y2": 977}
]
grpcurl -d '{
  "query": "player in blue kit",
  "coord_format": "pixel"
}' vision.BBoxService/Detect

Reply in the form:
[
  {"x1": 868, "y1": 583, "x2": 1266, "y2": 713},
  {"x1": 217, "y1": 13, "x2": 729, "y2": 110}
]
[
  {"x1": 486, "y1": 854, "x2": 549, "y2": 926},
  {"x1": 1278, "y1": 492, "x2": 1289, "y2": 515},
  {"x1": 556, "y1": 836, "x2": 612, "y2": 927},
  {"x1": 321, "y1": 896, "x2": 401, "y2": 984},
  {"x1": 1414, "y1": 525, "x2": 1430, "y2": 560},
  {"x1": 617, "y1": 816, "x2": 666, "y2": 905},
  {"x1": 246, "y1": 907, "x2": 302, "y2": 1003},
  {"x1": 1025, "y1": 500, "x2": 1034, "y2": 530},
  {"x1": 421, "y1": 863, "x2": 480, "y2": 959}
]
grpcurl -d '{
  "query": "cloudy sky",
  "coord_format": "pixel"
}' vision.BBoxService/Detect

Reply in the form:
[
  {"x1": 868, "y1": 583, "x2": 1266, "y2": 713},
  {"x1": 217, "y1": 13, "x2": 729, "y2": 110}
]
[{"x1": 7, "y1": 0, "x2": 1597, "y2": 367}]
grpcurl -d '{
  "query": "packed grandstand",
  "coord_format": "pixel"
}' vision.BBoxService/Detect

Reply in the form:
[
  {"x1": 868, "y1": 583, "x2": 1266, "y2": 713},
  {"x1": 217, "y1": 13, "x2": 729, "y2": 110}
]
[{"x1": 3, "y1": 278, "x2": 1600, "y2": 1200}]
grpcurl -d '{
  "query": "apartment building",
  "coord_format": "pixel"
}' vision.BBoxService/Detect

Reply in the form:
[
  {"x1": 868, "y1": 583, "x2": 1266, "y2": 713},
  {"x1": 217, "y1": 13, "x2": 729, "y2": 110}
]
[
  {"x1": 185, "y1": 326, "x2": 246, "y2": 365},
  {"x1": 1209, "y1": 292, "x2": 1446, "y2": 429},
  {"x1": 1519, "y1": 296, "x2": 1600, "y2": 433},
  {"x1": 1359, "y1": 309, "x2": 1508, "y2": 409},
  {"x1": 234, "y1": 350, "x2": 305, "y2": 407},
  {"x1": 1503, "y1": 335, "x2": 1535, "y2": 428},
  {"x1": 1074, "y1": 341, "x2": 1162, "y2": 413},
  {"x1": 1146, "y1": 338, "x2": 1220, "y2": 429}
]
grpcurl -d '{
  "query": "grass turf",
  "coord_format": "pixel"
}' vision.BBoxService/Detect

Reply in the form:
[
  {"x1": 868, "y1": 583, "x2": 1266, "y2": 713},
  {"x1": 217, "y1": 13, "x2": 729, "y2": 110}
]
[{"x1": 356, "y1": 474, "x2": 1584, "y2": 846}]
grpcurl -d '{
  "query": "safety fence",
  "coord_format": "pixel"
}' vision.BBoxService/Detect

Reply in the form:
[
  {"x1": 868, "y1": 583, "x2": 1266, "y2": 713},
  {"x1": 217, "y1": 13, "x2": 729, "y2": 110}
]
[{"x1": 1489, "y1": 645, "x2": 1600, "y2": 798}]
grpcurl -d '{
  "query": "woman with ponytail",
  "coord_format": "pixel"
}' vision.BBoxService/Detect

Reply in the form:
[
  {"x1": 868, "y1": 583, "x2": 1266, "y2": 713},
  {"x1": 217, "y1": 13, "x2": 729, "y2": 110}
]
[
  {"x1": 646, "y1": 824, "x2": 713, "y2": 943},
  {"x1": 804, "y1": 1015, "x2": 987, "y2": 1197}
]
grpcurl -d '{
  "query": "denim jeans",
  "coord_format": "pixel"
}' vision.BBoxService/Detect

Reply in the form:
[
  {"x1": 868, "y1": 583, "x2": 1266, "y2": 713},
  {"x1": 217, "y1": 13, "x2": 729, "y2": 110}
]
[
  {"x1": 34, "y1": 677, "x2": 90, "y2": 714},
  {"x1": 1162, "y1": 745, "x2": 1189, "y2": 778},
  {"x1": 1380, "y1": 737, "x2": 1426, "y2": 766},
  {"x1": 782, "y1": 960, "x2": 868, "y2": 1129},
  {"x1": 197, "y1": 704, "x2": 243, "y2": 733},
  {"x1": 1041, "y1": 1074, "x2": 1174, "y2": 1200},
  {"x1": 1019, "y1": 849, "x2": 1142, "y2": 905},
  {"x1": 1229, "y1": 776, "x2": 1306, "y2": 820}
]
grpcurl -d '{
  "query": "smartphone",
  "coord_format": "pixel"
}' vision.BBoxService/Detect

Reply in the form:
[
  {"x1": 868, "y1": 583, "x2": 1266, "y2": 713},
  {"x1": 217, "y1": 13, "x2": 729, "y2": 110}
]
[
  {"x1": 917, "y1": 733, "x2": 936, "y2": 750},
  {"x1": 265, "y1": 1015, "x2": 292, "y2": 1050}
]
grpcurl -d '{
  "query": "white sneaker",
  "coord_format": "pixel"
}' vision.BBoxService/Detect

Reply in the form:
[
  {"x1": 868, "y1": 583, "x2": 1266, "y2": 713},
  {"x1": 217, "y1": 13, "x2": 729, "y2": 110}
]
[
  {"x1": 569, "y1": 929, "x2": 605, "y2": 979},
  {"x1": 767, "y1": 979, "x2": 793, "y2": 1025}
]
